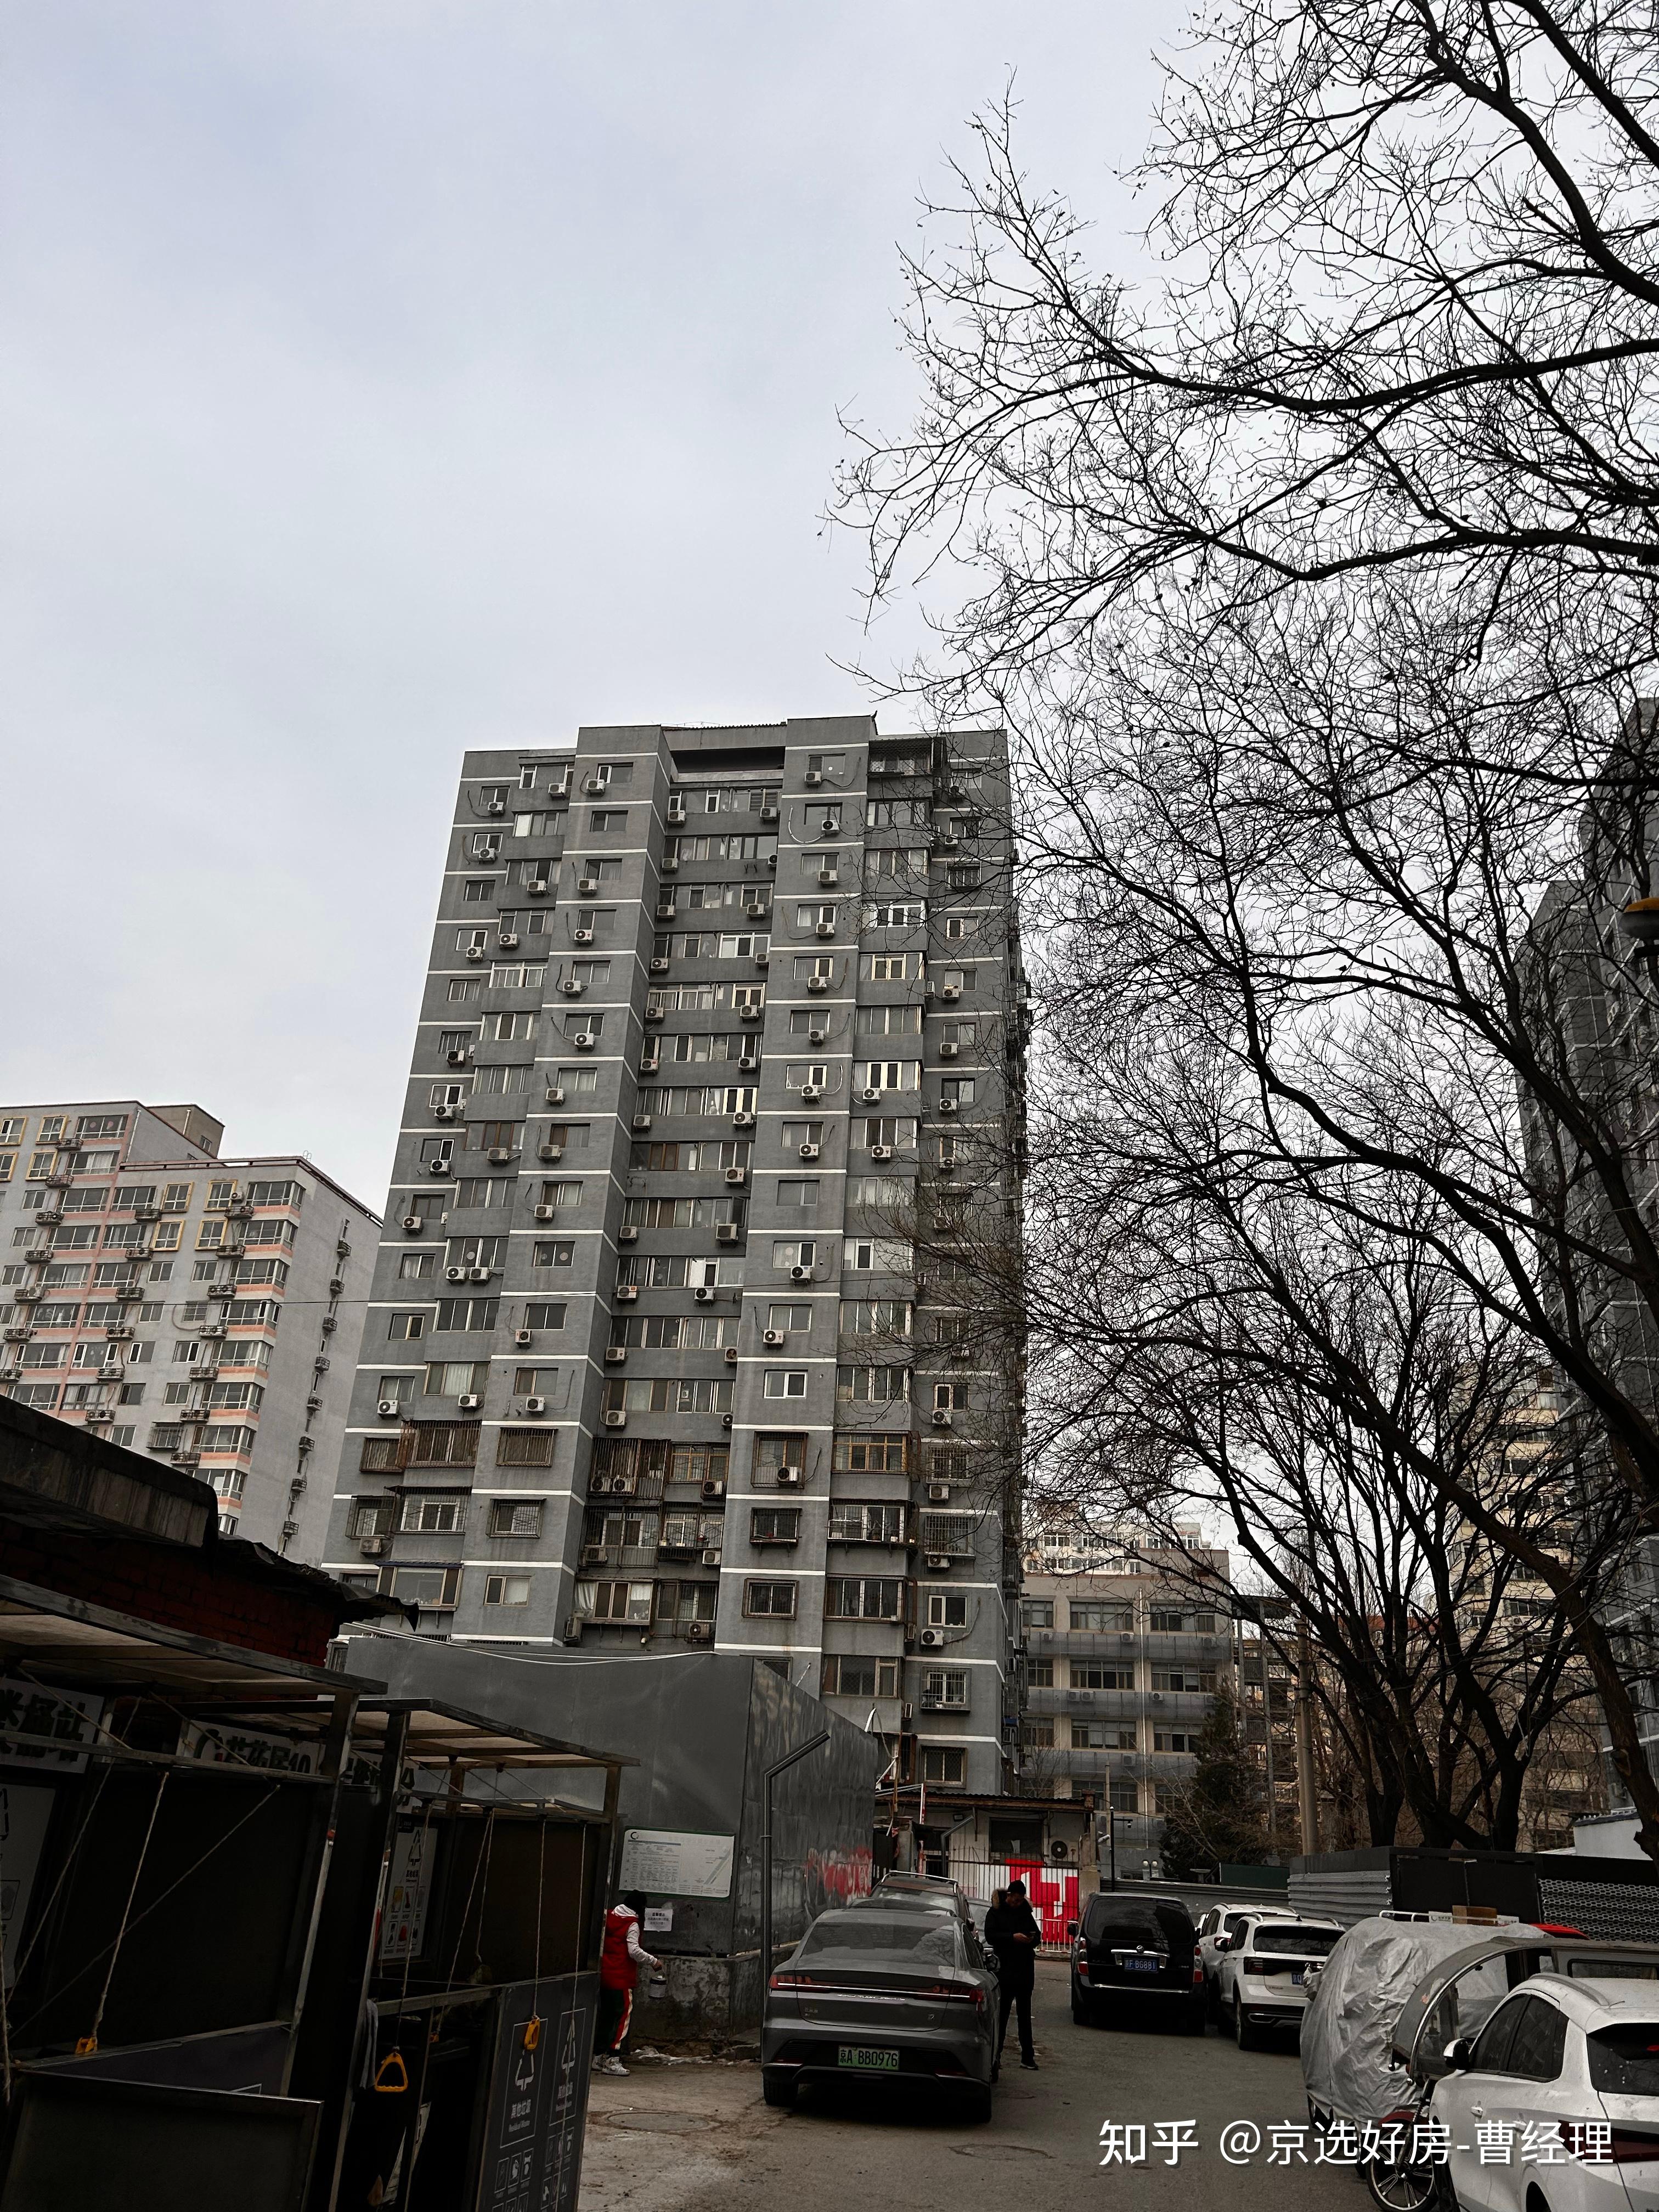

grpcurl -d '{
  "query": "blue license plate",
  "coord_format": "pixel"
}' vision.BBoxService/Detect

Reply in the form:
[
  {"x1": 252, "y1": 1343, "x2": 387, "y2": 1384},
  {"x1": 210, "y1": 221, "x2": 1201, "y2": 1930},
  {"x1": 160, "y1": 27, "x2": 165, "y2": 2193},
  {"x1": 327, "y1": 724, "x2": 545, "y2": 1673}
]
[{"x1": 1120, "y1": 1958, "x2": 1160, "y2": 1974}]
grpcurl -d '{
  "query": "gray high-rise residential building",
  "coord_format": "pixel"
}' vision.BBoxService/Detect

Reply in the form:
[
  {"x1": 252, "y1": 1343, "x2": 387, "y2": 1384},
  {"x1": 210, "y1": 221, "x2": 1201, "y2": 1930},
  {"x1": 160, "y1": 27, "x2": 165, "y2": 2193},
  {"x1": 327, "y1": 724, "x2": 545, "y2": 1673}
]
[
  {"x1": 0, "y1": 1099, "x2": 377, "y2": 1551},
  {"x1": 325, "y1": 716, "x2": 1028, "y2": 1794}
]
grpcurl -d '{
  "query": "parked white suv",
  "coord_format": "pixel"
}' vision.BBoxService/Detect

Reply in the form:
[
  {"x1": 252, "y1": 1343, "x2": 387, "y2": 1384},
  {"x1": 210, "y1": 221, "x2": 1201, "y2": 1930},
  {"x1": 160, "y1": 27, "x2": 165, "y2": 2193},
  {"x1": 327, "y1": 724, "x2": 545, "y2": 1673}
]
[
  {"x1": 1197, "y1": 1903, "x2": 1300, "y2": 2018},
  {"x1": 1430, "y1": 1974, "x2": 1659, "y2": 2212},
  {"x1": 1214, "y1": 1912, "x2": 1344, "y2": 2049}
]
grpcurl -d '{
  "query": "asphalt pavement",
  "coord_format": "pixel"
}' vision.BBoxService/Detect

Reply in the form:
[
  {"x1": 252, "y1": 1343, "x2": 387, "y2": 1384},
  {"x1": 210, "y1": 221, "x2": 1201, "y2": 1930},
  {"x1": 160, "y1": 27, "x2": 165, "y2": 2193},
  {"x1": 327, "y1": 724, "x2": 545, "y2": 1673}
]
[{"x1": 579, "y1": 1961, "x2": 1367, "y2": 2212}]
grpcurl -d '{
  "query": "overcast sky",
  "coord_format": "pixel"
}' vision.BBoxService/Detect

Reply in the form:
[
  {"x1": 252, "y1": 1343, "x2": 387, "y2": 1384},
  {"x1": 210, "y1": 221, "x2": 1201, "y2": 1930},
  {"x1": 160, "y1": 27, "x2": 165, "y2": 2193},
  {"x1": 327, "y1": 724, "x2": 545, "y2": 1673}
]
[{"x1": 2, "y1": 2, "x2": 1169, "y2": 1206}]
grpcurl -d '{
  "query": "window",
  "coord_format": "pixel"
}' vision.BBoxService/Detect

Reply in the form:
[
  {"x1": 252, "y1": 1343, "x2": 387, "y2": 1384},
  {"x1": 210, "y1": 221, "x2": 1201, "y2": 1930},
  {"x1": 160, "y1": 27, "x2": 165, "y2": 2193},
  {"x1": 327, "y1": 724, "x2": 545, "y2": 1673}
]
[
  {"x1": 857, "y1": 1004, "x2": 923, "y2": 1036},
  {"x1": 837, "y1": 1365, "x2": 909, "y2": 1403},
  {"x1": 867, "y1": 954, "x2": 913, "y2": 979},
  {"x1": 399, "y1": 1252, "x2": 436, "y2": 1280},
  {"x1": 825, "y1": 1578, "x2": 904, "y2": 1620},
  {"x1": 833, "y1": 1432, "x2": 908, "y2": 1472},
  {"x1": 0, "y1": 1156, "x2": 14, "y2": 1184},
  {"x1": 424, "y1": 1359, "x2": 489, "y2": 1397},
  {"x1": 866, "y1": 902, "x2": 926, "y2": 928},
  {"x1": 863, "y1": 1118, "x2": 917, "y2": 1151},
  {"x1": 1154, "y1": 1730, "x2": 1199, "y2": 1753},
  {"x1": 0, "y1": 1118, "x2": 24, "y2": 1145},
  {"x1": 859, "y1": 1061, "x2": 920, "y2": 1093},
  {"x1": 828, "y1": 1503, "x2": 906, "y2": 1544},
  {"x1": 842, "y1": 1237, "x2": 912, "y2": 1272},
  {"x1": 462, "y1": 877, "x2": 496, "y2": 902},
  {"x1": 575, "y1": 1578, "x2": 656, "y2": 1623},
  {"x1": 750, "y1": 1507, "x2": 801, "y2": 1544},
  {"x1": 1024, "y1": 1719, "x2": 1056, "y2": 1747},
  {"x1": 924, "y1": 1588, "x2": 967, "y2": 1628},
  {"x1": 484, "y1": 1574, "x2": 533, "y2": 1606},
  {"x1": 1073, "y1": 1662, "x2": 1134, "y2": 1689},
  {"x1": 754, "y1": 1434, "x2": 806, "y2": 1481},
  {"x1": 387, "y1": 1312, "x2": 426, "y2": 1340},
  {"x1": 923, "y1": 1669, "x2": 969, "y2": 1707},
  {"x1": 400, "y1": 1494, "x2": 467, "y2": 1533},
  {"x1": 932, "y1": 1382, "x2": 963, "y2": 1415},
  {"x1": 921, "y1": 1750, "x2": 964, "y2": 1784},
  {"x1": 940, "y1": 1076, "x2": 975, "y2": 1107},
  {"x1": 771, "y1": 1239, "x2": 817, "y2": 1272},
  {"x1": 821, "y1": 1655, "x2": 900, "y2": 1697},
  {"x1": 1151, "y1": 1668, "x2": 1217, "y2": 1693},
  {"x1": 1070, "y1": 1601, "x2": 1132, "y2": 1631},
  {"x1": 448, "y1": 975, "x2": 484, "y2": 1001},
  {"x1": 497, "y1": 1429, "x2": 555, "y2": 1466},
  {"x1": 391, "y1": 1567, "x2": 462, "y2": 1610},
  {"x1": 589, "y1": 809, "x2": 627, "y2": 832},
  {"x1": 763, "y1": 1369, "x2": 808, "y2": 1398},
  {"x1": 533, "y1": 1241, "x2": 574, "y2": 1268},
  {"x1": 524, "y1": 1301, "x2": 567, "y2": 1329},
  {"x1": 765, "y1": 1303, "x2": 812, "y2": 1334},
  {"x1": 435, "y1": 1297, "x2": 499, "y2": 1331},
  {"x1": 776, "y1": 1179, "x2": 819, "y2": 1207},
  {"x1": 1027, "y1": 1658, "x2": 1054, "y2": 1688},
  {"x1": 744, "y1": 1580, "x2": 797, "y2": 1618}
]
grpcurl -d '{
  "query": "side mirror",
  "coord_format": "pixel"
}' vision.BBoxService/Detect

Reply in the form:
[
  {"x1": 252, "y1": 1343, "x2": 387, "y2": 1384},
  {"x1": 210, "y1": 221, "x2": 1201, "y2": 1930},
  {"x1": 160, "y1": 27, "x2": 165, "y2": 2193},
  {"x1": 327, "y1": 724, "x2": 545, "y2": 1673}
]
[
  {"x1": 1443, "y1": 2038, "x2": 1472, "y2": 2072},
  {"x1": 1066, "y1": 1919, "x2": 1079, "y2": 1939},
  {"x1": 1213, "y1": 1934, "x2": 1231, "y2": 1953}
]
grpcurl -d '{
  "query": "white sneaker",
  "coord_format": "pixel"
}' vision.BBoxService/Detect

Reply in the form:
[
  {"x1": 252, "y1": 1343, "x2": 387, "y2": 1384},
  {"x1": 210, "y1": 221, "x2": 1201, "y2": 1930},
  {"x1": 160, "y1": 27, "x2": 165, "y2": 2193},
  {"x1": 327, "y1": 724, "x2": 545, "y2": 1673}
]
[{"x1": 597, "y1": 2056, "x2": 629, "y2": 2076}]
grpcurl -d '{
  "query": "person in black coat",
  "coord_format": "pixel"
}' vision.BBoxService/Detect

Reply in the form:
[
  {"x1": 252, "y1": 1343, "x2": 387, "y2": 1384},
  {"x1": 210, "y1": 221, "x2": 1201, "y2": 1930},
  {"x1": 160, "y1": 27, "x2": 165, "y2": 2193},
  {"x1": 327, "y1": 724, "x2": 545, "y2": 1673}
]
[{"x1": 983, "y1": 1878, "x2": 1041, "y2": 2069}]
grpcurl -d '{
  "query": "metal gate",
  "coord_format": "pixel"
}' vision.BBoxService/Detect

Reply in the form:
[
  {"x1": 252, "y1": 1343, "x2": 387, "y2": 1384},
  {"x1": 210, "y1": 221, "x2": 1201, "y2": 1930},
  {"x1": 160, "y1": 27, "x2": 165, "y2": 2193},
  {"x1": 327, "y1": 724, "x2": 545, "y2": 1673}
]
[{"x1": 940, "y1": 1857, "x2": 1080, "y2": 1950}]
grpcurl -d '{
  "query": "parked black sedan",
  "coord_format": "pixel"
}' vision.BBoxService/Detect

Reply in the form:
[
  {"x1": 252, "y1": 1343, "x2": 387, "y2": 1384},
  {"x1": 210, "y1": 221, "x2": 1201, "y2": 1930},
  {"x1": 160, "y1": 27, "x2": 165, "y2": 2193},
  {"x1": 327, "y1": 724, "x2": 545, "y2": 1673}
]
[{"x1": 1070, "y1": 1892, "x2": 1207, "y2": 2033}]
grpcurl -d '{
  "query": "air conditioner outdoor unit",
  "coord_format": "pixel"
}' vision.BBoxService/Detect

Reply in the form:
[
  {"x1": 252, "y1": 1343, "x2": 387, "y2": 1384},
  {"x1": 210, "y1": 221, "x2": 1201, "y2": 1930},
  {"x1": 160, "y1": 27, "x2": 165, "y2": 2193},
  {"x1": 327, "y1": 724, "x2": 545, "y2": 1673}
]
[
  {"x1": 715, "y1": 1224, "x2": 738, "y2": 1244},
  {"x1": 515, "y1": 1328, "x2": 534, "y2": 1347},
  {"x1": 936, "y1": 833, "x2": 960, "y2": 852},
  {"x1": 1, "y1": 1327, "x2": 31, "y2": 1344},
  {"x1": 927, "y1": 1481, "x2": 951, "y2": 1502},
  {"x1": 134, "y1": 1203, "x2": 161, "y2": 1221},
  {"x1": 817, "y1": 870, "x2": 838, "y2": 888},
  {"x1": 360, "y1": 1535, "x2": 389, "y2": 1557},
  {"x1": 468, "y1": 1265, "x2": 493, "y2": 1283},
  {"x1": 815, "y1": 922, "x2": 835, "y2": 939},
  {"x1": 798, "y1": 1143, "x2": 820, "y2": 1161},
  {"x1": 733, "y1": 1111, "x2": 755, "y2": 1128},
  {"x1": 723, "y1": 1346, "x2": 738, "y2": 1364},
  {"x1": 619, "y1": 1226, "x2": 639, "y2": 1244},
  {"x1": 522, "y1": 1396, "x2": 547, "y2": 1414},
  {"x1": 617, "y1": 1284, "x2": 638, "y2": 1301},
  {"x1": 725, "y1": 1167, "x2": 746, "y2": 1184},
  {"x1": 582, "y1": 1545, "x2": 606, "y2": 1564},
  {"x1": 804, "y1": 769, "x2": 823, "y2": 787},
  {"x1": 870, "y1": 1144, "x2": 893, "y2": 1161},
  {"x1": 633, "y1": 1113, "x2": 653, "y2": 1131},
  {"x1": 740, "y1": 1006, "x2": 761, "y2": 1023},
  {"x1": 805, "y1": 975, "x2": 828, "y2": 995},
  {"x1": 527, "y1": 878, "x2": 549, "y2": 895},
  {"x1": 546, "y1": 1085, "x2": 566, "y2": 1104},
  {"x1": 808, "y1": 1028, "x2": 826, "y2": 1047},
  {"x1": 942, "y1": 984, "x2": 962, "y2": 1002},
  {"x1": 445, "y1": 1265, "x2": 467, "y2": 1281},
  {"x1": 760, "y1": 804, "x2": 780, "y2": 824},
  {"x1": 428, "y1": 1160, "x2": 452, "y2": 1176},
  {"x1": 925, "y1": 1553, "x2": 952, "y2": 1571},
  {"x1": 775, "y1": 1467, "x2": 802, "y2": 1488},
  {"x1": 800, "y1": 1084, "x2": 822, "y2": 1103},
  {"x1": 939, "y1": 1098, "x2": 959, "y2": 1116},
  {"x1": 939, "y1": 1042, "x2": 960, "y2": 1060},
  {"x1": 605, "y1": 1346, "x2": 626, "y2": 1363},
  {"x1": 499, "y1": 932, "x2": 520, "y2": 950},
  {"x1": 488, "y1": 1147, "x2": 514, "y2": 1165},
  {"x1": 572, "y1": 1034, "x2": 596, "y2": 1050},
  {"x1": 200, "y1": 1323, "x2": 226, "y2": 1340},
  {"x1": 661, "y1": 856, "x2": 680, "y2": 873},
  {"x1": 761, "y1": 1328, "x2": 787, "y2": 1348},
  {"x1": 104, "y1": 1323, "x2": 133, "y2": 1341},
  {"x1": 754, "y1": 951, "x2": 769, "y2": 968},
  {"x1": 466, "y1": 946, "x2": 486, "y2": 963},
  {"x1": 639, "y1": 1058, "x2": 661, "y2": 1075},
  {"x1": 577, "y1": 877, "x2": 599, "y2": 894},
  {"x1": 919, "y1": 1627, "x2": 946, "y2": 1649},
  {"x1": 457, "y1": 1392, "x2": 482, "y2": 1409},
  {"x1": 31, "y1": 1209, "x2": 61, "y2": 1228},
  {"x1": 604, "y1": 1410, "x2": 627, "y2": 1428},
  {"x1": 561, "y1": 979, "x2": 586, "y2": 997},
  {"x1": 656, "y1": 902, "x2": 676, "y2": 922},
  {"x1": 744, "y1": 901, "x2": 767, "y2": 919},
  {"x1": 486, "y1": 798, "x2": 506, "y2": 815},
  {"x1": 789, "y1": 1264, "x2": 811, "y2": 1282},
  {"x1": 562, "y1": 1616, "x2": 583, "y2": 1645},
  {"x1": 644, "y1": 1006, "x2": 664, "y2": 1023},
  {"x1": 859, "y1": 1087, "x2": 880, "y2": 1104},
  {"x1": 667, "y1": 806, "x2": 687, "y2": 826},
  {"x1": 447, "y1": 1048, "x2": 472, "y2": 1066},
  {"x1": 573, "y1": 929, "x2": 594, "y2": 946},
  {"x1": 583, "y1": 774, "x2": 606, "y2": 794},
  {"x1": 701, "y1": 1478, "x2": 725, "y2": 1499},
  {"x1": 737, "y1": 1055, "x2": 758, "y2": 1074},
  {"x1": 687, "y1": 1622, "x2": 714, "y2": 1644},
  {"x1": 932, "y1": 1409, "x2": 954, "y2": 1427},
  {"x1": 538, "y1": 1143, "x2": 563, "y2": 1163},
  {"x1": 694, "y1": 1285, "x2": 715, "y2": 1304},
  {"x1": 535, "y1": 1203, "x2": 556, "y2": 1221}
]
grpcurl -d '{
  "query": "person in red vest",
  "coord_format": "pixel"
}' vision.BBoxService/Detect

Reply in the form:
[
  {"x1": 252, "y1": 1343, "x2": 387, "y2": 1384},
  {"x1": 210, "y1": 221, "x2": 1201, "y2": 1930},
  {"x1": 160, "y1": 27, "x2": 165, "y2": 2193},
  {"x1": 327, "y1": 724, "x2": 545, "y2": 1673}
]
[{"x1": 595, "y1": 1889, "x2": 659, "y2": 2076}]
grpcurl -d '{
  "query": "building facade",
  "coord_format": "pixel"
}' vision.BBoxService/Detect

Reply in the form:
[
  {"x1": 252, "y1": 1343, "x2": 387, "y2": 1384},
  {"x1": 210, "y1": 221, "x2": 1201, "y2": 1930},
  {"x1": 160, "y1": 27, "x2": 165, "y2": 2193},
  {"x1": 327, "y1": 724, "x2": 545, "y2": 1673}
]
[
  {"x1": 0, "y1": 1099, "x2": 377, "y2": 1553},
  {"x1": 324, "y1": 715, "x2": 1027, "y2": 1793},
  {"x1": 1019, "y1": 1543, "x2": 1233, "y2": 1876}
]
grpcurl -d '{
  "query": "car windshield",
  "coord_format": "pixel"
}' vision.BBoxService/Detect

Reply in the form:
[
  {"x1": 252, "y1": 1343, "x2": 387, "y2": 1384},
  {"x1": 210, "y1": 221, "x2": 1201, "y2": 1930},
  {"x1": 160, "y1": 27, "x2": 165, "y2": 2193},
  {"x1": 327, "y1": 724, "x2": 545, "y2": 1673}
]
[
  {"x1": 799, "y1": 1915, "x2": 965, "y2": 1967},
  {"x1": 853, "y1": 1891, "x2": 957, "y2": 1914},
  {"x1": 1589, "y1": 2024, "x2": 1659, "y2": 2096},
  {"x1": 1252, "y1": 1926, "x2": 1341, "y2": 1956}
]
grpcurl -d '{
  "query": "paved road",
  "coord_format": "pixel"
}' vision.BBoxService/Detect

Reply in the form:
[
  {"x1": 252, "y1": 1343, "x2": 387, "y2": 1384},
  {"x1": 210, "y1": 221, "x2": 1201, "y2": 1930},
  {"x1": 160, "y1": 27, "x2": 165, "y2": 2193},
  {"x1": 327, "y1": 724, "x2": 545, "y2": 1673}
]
[{"x1": 580, "y1": 1961, "x2": 1365, "y2": 2212}]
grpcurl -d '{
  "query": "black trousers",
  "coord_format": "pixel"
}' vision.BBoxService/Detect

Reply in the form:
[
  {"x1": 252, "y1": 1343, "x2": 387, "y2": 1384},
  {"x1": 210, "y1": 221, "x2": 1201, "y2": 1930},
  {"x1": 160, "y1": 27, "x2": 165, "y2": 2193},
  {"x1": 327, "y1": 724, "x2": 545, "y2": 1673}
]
[{"x1": 997, "y1": 1978, "x2": 1034, "y2": 2061}]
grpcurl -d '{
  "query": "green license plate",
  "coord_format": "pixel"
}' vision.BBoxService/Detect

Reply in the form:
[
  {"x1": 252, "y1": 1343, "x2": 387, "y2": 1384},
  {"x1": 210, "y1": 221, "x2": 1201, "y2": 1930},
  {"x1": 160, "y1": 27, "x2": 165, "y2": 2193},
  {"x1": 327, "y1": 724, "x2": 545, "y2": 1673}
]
[{"x1": 837, "y1": 2045, "x2": 900, "y2": 2072}]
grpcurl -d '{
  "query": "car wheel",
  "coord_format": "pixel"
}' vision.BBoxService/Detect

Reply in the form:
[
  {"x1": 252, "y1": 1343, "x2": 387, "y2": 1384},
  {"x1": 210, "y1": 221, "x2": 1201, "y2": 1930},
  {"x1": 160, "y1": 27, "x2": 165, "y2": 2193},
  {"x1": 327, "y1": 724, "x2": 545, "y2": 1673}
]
[
  {"x1": 1234, "y1": 1999, "x2": 1259, "y2": 2052},
  {"x1": 762, "y1": 2073, "x2": 796, "y2": 2111},
  {"x1": 1432, "y1": 2166, "x2": 1460, "y2": 2212},
  {"x1": 1364, "y1": 2152, "x2": 1440, "y2": 2212}
]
